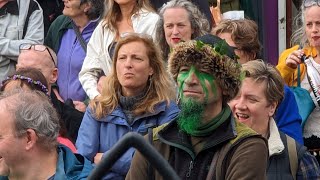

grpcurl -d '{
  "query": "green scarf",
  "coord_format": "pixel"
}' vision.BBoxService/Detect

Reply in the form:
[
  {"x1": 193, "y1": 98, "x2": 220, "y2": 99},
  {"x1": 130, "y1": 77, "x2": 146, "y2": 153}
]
[{"x1": 190, "y1": 106, "x2": 231, "y2": 137}]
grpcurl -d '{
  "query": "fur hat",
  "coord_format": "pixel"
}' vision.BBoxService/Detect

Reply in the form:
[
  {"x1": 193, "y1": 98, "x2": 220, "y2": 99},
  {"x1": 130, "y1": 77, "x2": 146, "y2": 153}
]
[{"x1": 168, "y1": 39, "x2": 242, "y2": 102}]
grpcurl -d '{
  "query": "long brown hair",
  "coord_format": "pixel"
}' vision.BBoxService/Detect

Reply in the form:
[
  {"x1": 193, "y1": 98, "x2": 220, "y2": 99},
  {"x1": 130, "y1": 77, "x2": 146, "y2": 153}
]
[
  {"x1": 91, "y1": 33, "x2": 176, "y2": 119},
  {"x1": 102, "y1": 0, "x2": 155, "y2": 35}
]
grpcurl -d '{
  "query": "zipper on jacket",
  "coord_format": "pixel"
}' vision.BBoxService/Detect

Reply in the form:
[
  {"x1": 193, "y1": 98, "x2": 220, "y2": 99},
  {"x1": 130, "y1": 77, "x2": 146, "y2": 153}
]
[{"x1": 186, "y1": 160, "x2": 193, "y2": 178}]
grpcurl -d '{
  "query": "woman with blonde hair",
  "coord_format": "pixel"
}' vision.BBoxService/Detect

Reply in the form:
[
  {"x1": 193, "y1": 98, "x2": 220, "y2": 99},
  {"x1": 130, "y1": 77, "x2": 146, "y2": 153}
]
[
  {"x1": 76, "y1": 33, "x2": 179, "y2": 179},
  {"x1": 277, "y1": 0, "x2": 320, "y2": 163},
  {"x1": 79, "y1": 0, "x2": 159, "y2": 100}
]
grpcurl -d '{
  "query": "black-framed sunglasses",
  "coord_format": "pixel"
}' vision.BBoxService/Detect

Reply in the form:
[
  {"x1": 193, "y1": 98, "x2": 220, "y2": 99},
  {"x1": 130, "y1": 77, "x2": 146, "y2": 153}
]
[
  {"x1": 19, "y1": 44, "x2": 57, "y2": 67},
  {"x1": 304, "y1": 0, "x2": 320, "y2": 8}
]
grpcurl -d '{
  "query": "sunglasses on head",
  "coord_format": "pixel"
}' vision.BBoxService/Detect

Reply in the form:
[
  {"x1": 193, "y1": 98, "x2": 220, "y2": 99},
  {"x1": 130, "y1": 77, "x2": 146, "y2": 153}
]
[
  {"x1": 19, "y1": 44, "x2": 57, "y2": 68},
  {"x1": 303, "y1": 0, "x2": 320, "y2": 8}
]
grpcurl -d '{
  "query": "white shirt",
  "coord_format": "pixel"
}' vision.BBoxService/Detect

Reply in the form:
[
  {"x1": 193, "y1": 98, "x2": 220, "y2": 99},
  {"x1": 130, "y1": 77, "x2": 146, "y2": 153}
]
[{"x1": 79, "y1": 9, "x2": 159, "y2": 99}]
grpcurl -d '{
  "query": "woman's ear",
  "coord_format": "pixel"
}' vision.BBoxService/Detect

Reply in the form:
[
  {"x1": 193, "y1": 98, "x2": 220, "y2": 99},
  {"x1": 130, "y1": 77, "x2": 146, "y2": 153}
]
[
  {"x1": 149, "y1": 67, "x2": 154, "y2": 76},
  {"x1": 83, "y1": 1, "x2": 92, "y2": 13},
  {"x1": 268, "y1": 102, "x2": 277, "y2": 117}
]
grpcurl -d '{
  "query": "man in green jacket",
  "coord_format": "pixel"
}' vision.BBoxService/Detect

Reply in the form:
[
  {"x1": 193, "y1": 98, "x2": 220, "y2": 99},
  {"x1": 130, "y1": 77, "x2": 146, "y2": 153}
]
[{"x1": 126, "y1": 35, "x2": 268, "y2": 180}]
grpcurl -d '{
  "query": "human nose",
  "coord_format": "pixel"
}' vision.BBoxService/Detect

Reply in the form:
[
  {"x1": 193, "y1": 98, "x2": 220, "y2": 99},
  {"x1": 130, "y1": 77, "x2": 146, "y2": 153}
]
[
  {"x1": 312, "y1": 24, "x2": 319, "y2": 33},
  {"x1": 172, "y1": 25, "x2": 180, "y2": 35},
  {"x1": 124, "y1": 58, "x2": 132, "y2": 68},
  {"x1": 234, "y1": 97, "x2": 247, "y2": 110},
  {"x1": 184, "y1": 72, "x2": 199, "y2": 86}
]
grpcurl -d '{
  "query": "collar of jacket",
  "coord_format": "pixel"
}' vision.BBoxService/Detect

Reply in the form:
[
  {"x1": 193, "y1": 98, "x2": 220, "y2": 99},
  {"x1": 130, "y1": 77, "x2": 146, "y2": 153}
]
[
  {"x1": 268, "y1": 117, "x2": 285, "y2": 156},
  {"x1": 0, "y1": 0, "x2": 18, "y2": 17},
  {"x1": 156, "y1": 113, "x2": 236, "y2": 159},
  {"x1": 99, "y1": 101, "x2": 169, "y2": 124},
  {"x1": 132, "y1": 8, "x2": 155, "y2": 19}
]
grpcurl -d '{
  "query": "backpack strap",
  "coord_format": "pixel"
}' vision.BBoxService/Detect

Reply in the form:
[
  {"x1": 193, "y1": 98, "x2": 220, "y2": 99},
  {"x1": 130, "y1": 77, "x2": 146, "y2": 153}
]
[
  {"x1": 23, "y1": 0, "x2": 39, "y2": 39},
  {"x1": 286, "y1": 135, "x2": 298, "y2": 180},
  {"x1": 205, "y1": 142, "x2": 232, "y2": 180}
]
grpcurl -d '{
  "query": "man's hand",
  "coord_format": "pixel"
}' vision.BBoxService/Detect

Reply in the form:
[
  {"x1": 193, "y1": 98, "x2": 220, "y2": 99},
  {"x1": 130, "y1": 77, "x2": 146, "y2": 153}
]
[
  {"x1": 73, "y1": 101, "x2": 87, "y2": 112},
  {"x1": 94, "y1": 153, "x2": 103, "y2": 165}
]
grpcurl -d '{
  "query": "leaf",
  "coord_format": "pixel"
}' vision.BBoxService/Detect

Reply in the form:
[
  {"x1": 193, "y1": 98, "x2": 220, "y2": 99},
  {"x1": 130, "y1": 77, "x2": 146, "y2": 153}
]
[
  {"x1": 213, "y1": 39, "x2": 229, "y2": 56},
  {"x1": 196, "y1": 40, "x2": 205, "y2": 50}
]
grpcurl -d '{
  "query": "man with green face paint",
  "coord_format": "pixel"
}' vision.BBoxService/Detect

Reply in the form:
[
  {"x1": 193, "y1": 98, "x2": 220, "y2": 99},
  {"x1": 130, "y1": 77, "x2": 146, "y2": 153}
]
[{"x1": 126, "y1": 35, "x2": 268, "y2": 180}]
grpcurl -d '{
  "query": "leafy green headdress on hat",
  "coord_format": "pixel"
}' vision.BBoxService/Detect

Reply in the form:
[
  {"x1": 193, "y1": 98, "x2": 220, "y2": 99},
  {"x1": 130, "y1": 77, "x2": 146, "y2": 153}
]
[{"x1": 168, "y1": 40, "x2": 243, "y2": 102}]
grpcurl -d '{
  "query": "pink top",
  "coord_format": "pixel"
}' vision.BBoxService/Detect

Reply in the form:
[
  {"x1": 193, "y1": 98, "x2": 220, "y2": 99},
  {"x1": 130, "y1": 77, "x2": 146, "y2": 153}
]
[{"x1": 57, "y1": 136, "x2": 77, "y2": 153}]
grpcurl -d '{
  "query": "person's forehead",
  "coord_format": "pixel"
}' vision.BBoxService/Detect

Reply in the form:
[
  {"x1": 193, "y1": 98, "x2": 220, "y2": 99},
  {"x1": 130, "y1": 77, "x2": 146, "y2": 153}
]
[{"x1": 18, "y1": 51, "x2": 50, "y2": 67}]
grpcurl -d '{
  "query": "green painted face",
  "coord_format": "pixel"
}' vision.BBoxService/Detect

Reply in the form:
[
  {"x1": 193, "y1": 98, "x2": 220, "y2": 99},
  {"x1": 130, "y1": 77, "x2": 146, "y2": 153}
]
[{"x1": 177, "y1": 66, "x2": 217, "y2": 104}]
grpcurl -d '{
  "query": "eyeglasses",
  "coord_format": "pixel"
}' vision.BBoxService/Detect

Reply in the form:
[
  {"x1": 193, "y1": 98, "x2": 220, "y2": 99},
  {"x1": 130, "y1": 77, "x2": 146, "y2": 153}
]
[
  {"x1": 19, "y1": 44, "x2": 57, "y2": 67},
  {"x1": 303, "y1": 0, "x2": 320, "y2": 8}
]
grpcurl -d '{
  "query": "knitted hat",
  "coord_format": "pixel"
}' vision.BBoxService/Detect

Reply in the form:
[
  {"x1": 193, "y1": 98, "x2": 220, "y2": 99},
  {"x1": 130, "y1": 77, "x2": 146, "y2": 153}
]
[{"x1": 168, "y1": 38, "x2": 242, "y2": 102}]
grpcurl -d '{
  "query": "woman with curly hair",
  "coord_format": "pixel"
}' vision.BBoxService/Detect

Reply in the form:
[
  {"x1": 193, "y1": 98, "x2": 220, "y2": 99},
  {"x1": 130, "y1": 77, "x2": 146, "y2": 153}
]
[{"x1": 155, "y1": 0, "x2": 210, "y2": 61}]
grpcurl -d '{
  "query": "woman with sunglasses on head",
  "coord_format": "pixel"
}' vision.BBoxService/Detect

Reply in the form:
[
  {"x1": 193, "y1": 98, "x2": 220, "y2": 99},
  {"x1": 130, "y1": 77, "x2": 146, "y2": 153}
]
[
  {"x1": 79, "y1": 0, "x2": 159, "y2": 100},
  {"x1": 277, "y1": 0, "x2": 320, "y2": 163},
  {"x1": 76, "y1": 34, "x2": 179, "y2": 179}
]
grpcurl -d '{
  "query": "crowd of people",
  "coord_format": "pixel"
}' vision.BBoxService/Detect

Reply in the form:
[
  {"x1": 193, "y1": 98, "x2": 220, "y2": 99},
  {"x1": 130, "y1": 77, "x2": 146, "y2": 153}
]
[{"x1": 1, "y1": 0, "x2": 320, "y2": 179}]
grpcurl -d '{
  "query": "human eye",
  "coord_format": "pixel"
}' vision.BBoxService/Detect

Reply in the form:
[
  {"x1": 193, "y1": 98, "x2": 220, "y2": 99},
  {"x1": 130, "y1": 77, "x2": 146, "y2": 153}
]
[
  {"x1": 179, "y1": 66, "x2": 190, "y2": 73},
  {"x1": 165, "y1": 24, "x2": 173, "y2": 29},
  {"x1": 199, "y1": 68, "x2": 211, "y2": 75},
  {"x1": 248, "y1": 96, "x2": 258, "y2": 103},
  {"x1": 306, "y1": 22, "x2": 313, "y2": 28},
  {"x1": 118, "y1": 55, "x2": 126, "y2": 61},
  {"x1": 133, "y1": 56, "x2": 143, "y2": 61}
]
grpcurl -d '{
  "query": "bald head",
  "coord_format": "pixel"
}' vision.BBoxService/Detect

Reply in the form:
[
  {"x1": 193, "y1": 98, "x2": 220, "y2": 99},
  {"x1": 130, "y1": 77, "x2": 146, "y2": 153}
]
[{"x1": 17, "y1": 46, "x2": 58, "y2": 88}]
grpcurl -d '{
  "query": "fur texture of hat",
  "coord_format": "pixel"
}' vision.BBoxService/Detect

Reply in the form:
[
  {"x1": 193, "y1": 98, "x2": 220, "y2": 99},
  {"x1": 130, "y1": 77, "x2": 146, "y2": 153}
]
[{"x1": 168, "y1": 40, "x2": 242, "y2": 102}]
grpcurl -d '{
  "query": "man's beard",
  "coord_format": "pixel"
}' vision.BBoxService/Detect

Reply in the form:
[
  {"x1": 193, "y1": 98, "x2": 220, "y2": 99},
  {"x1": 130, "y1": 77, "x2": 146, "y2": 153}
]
[{"x1": 177, "y1": 97, "x2": 205, "y2": 135}]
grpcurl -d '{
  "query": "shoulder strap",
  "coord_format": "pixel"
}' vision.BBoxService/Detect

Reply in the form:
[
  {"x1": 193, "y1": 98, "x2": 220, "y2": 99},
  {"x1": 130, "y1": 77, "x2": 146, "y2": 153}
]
[
  {"x1": 286, "y1": 135, "x2": 297, "y2": 180},
  {"x1": 23, "y1": 0, "x2": 39, "y2": 39},
  {"x1": 297, "y1": 65, "x2": 301, "y2": 87},
  {"x1": 71, "y1": 19, "x2": 87, "y2": 53},
  {"x1": 205, "y1": 143, "x2": 232, "y2": 180}
]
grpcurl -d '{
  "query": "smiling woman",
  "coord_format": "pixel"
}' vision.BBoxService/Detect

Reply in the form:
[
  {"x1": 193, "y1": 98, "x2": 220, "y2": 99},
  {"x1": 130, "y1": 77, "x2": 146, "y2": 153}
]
[{"x1": 230, "y1": 60, "x2": 320, "y2": 179}]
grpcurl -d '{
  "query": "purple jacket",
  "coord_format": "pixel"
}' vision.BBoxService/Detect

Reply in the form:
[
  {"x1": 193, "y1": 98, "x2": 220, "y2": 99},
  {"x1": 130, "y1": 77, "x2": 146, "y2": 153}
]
[{"x1": 56, "y1": 18, "x2": 99, "y2": 101}]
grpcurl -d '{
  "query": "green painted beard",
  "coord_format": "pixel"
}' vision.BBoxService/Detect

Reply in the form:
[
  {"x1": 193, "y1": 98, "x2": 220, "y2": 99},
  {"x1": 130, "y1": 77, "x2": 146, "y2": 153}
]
[{"x1": 177, "y1": 97, "x2": 204, "y2": 134}]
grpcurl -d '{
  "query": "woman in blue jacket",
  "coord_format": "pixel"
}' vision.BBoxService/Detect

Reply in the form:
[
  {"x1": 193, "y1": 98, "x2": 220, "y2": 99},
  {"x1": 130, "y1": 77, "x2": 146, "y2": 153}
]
[{"x1": 76, "y1": 33, "x2": 179, "y2": 179}]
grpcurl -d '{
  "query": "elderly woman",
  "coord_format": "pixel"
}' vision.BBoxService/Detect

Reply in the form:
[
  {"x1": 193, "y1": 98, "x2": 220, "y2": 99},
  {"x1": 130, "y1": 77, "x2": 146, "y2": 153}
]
[
  {"x1": 276, "y1": 0, "x2": 320, "y2": 161},
  {"x1": 0, "y1": 67, "x2": 77, "y2": 153},
  {"x1": 229, "y1": 60, "x2": 320, "y2": 179},
  {"x1": 213, "y1": 19, "x2": 304, "y2": 145},
  {"x1": 155, "y1": 0, "x2": 210, "y2": 61},
  {"x1": 76, "y1": 33, "x2": 179, "y2": 179},
  {"x1": 79, "y1": 0, "x2": 159, "y2": 100},
  {"x1": 45, "y1": 0, "x2": 104, "y2": 112}
]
